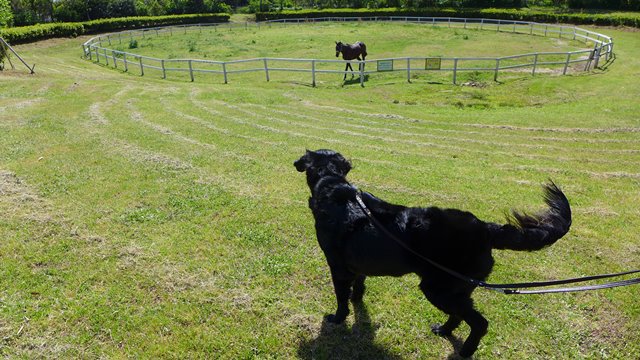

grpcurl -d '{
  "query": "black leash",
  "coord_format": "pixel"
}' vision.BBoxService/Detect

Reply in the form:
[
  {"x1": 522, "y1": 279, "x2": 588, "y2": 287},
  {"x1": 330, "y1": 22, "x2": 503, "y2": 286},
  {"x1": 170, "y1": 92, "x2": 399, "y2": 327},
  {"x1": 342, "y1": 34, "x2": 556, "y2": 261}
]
[{"x1": 354, "y1": 192, "x2": 640, "y2": 295}]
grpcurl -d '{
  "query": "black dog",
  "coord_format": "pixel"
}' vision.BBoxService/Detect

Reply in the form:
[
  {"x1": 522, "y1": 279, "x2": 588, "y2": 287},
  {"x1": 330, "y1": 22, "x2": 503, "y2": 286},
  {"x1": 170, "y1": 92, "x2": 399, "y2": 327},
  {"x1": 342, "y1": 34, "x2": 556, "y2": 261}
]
[{"x1": 294, "y1": 149, "x2": 572, "y2": 358}]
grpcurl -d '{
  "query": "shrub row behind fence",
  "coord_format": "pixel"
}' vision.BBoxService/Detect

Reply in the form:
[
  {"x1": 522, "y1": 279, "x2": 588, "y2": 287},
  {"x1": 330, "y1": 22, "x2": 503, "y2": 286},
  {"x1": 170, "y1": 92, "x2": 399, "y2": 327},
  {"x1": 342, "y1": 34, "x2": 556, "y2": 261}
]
[
  {"x1": 0, "y1": 14, "x2": 230, "y2": 44},
  {"x1": 256, "y1": 8, "x2": 640, "y2": 28}
]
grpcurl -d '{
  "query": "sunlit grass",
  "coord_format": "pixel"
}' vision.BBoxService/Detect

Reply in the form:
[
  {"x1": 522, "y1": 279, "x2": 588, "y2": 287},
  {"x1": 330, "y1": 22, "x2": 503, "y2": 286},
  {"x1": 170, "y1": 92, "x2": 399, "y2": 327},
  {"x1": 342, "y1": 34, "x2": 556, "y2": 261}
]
[{"x1": 0, "y1": 22, "x2": 638, "y2": 359}]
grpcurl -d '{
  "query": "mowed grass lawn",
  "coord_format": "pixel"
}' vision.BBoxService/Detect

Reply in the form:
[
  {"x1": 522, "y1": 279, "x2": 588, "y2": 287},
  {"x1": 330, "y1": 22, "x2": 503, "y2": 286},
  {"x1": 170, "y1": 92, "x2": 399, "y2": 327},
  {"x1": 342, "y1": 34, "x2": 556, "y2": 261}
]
[{"x1": 1, "y1": 21, "x2": 639, "y2": 359}]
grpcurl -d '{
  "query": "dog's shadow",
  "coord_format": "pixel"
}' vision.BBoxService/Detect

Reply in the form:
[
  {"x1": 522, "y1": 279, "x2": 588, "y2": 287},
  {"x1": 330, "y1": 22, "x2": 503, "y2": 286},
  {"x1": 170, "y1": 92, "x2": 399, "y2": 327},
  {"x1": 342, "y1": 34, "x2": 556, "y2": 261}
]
[
  {"x1": 297, "y1": 301, "x2": 400, "y2": 359},
  {"x1": 297, "y1": 301, "x2": 468, "y2": 359}
]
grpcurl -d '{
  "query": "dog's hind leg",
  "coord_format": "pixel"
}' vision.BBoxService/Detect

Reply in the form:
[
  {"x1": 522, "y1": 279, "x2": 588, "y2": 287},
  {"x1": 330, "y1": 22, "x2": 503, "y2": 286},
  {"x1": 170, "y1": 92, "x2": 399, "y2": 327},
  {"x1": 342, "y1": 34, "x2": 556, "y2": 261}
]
[
  {"x1": 431, "y1": 315, "x2": 462, "y2": 336},
  {"x1": 351, "y1": 274, "x2": 366, "y2": 302},
  {"x1": 420, "y1": 280, "x2": 488, "y2": 358},
  {"x1": 458, "y1": 307, "x2": 489, "y2": 358}
]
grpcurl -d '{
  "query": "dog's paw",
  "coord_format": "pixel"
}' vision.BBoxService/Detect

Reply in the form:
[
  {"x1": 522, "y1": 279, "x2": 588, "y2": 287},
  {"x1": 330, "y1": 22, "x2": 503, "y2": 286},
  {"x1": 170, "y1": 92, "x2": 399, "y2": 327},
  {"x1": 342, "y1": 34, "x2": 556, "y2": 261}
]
[
  {"x1": 324, "y1": 314, "x2": 346, "y2": 324},
  {"x1": 431, "y1": 324, "x2": 453, "y2": 337},
  {"x1": 458, "y1": 347, "x2": 474, "y2": 359}
]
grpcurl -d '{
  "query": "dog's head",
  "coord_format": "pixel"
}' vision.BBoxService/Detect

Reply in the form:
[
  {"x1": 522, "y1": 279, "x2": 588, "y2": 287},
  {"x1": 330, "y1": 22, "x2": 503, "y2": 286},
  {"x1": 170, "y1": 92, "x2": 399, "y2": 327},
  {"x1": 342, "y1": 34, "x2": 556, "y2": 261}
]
[{"x1": 294, "y1": 149, "x2": 352, "y2": 187}]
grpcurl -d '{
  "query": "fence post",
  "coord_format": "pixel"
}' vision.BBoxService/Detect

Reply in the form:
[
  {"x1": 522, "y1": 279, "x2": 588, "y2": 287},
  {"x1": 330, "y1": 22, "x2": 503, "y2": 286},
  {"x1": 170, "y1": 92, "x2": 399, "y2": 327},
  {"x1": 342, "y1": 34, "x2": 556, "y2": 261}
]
[
  {"x1": 95, "y1": 47, "x2": 100, "y2": 63},
  {"x1": 562, "y1": 53, "x2": 571, "y2": 75},
  {"x1": 359, "y1": 60, "x2": 364, "y2": 87},
  {"x1": 264, "y1": 58, "x2": 270, "y2": 82},
  {"x1": 532, "y1": 54, "x2": 538, "y2": 75},
  {"x1": 104, "y1": 49, "x2": 109, "y2": 66},
  {"x1": 407, "y1": 58, "x2": 411, "y2": 83},
  {"x1": 161, "y1": 59, "x2": 166, "y2": 79},
  {"x1": 312, "y1": 60, "x2": 316, "y2": 87},
  {"x1": 593, "y1": 45, "x2": 601, "y2": 68},
  {"x1": 123, "y1": 53, "x2": 128, "y2": 72},
  {"x1": 453, "y1": 58, "x2": 458, "y2": 85},
  {"x1": 223, "y1": 62, "x2": 228, "y2": 84},
  {"x1": 494, "y1": 58, "x2": 500, "y2": 81},
  {"x1": 188, "y1": 60, "x2": 194, "y2": 82},
  {"x1": 112, "y1": 51, "x2": 117, "y2": 69},
  {"x1": 139, "y1": 56, "x2": 144, "y2": 76}
]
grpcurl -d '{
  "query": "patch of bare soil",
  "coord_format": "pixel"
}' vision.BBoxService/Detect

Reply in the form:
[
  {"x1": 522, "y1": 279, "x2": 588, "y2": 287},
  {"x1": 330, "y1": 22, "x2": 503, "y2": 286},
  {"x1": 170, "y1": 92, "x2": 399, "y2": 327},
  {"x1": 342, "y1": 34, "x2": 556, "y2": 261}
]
[{"x1": 0, "y1": 170, "x2": 52, "y2": 224}]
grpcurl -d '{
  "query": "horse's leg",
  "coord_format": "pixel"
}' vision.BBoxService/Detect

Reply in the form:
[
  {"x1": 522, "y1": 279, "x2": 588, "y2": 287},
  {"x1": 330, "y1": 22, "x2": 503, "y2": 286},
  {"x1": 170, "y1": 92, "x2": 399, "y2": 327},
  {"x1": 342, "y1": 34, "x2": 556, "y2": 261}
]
[
  {"x1": 362, "y1": 55, "x2": 366, "y2": 74},
  {"x1": 345, "y1": 62, "x2": 353, "y2": 80}
]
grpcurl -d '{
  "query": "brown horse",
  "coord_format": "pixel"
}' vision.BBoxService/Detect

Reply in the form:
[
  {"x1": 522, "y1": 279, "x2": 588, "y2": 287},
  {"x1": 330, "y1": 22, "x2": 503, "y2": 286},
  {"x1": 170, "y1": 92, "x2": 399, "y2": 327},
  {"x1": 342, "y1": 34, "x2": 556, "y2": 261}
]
[{"x1": 335, "y1": 41, "x2": 367, "y2": 80}]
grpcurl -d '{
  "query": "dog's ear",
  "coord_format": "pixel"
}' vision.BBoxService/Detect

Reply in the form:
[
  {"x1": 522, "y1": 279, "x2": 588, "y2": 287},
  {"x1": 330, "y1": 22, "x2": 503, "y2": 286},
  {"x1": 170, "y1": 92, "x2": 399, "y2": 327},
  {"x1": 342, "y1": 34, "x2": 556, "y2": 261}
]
[
  {"x1": 294, "y1": 150, "x2": 312, "y2": 172},
  {"x1": 329, "y1": 153, "x2": 352, "y2": 176}
]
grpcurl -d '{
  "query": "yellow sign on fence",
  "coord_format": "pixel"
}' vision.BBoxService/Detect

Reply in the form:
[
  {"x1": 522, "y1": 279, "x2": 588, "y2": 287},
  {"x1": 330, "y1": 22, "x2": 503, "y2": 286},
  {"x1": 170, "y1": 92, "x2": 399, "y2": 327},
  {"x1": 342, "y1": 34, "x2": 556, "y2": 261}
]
[{"x1": 425, "y1": 58, "x2": 442, "y2": 70}]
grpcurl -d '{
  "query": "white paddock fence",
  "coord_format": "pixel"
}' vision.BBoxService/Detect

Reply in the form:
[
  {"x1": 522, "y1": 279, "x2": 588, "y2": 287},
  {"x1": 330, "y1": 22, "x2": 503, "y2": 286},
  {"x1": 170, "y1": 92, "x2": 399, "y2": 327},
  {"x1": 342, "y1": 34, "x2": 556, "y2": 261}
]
[{"x1": 82, "y1": 17, "x2": 613, "y2": 87}]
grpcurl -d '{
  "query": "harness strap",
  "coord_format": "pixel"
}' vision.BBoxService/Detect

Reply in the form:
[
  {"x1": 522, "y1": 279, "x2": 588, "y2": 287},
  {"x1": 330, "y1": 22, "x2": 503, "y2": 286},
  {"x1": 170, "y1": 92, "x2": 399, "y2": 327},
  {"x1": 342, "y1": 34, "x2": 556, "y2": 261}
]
[{"x1": 354, "y1": 192, "x2": 640, "y2": 295}]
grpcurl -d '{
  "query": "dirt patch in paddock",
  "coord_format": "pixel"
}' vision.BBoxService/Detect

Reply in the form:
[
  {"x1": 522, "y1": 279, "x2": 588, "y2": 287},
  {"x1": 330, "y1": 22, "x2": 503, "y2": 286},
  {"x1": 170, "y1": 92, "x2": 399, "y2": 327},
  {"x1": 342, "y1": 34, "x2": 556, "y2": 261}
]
[{"x1": 0, "y1": 170, "x2": 53, "y2": 224}]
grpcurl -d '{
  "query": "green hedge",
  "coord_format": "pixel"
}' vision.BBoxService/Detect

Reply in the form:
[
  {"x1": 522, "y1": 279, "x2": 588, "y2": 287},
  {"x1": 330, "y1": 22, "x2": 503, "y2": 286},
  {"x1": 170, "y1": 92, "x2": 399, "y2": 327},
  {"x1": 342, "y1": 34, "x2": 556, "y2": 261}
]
[
  {"x1": 1, "y1": 22, "x2": 84, "y2": 44},
  {"x1": 256, "y1": 8, "x2": 640, "y2": 27},
  {"x1": 82, "y1": 14, "x2": 229, "y2": 33},
  {"x1": 0, "y1": 14, "x2": 230, "y2": 44}
]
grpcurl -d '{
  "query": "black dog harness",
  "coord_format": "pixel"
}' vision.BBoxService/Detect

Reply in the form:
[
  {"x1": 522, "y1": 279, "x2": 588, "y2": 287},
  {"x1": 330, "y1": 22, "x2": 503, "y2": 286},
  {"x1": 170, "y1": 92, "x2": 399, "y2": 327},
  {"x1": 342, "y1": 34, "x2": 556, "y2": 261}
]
[{"x1": 354, "y1": 192, "x2": 640, "y2": 295}]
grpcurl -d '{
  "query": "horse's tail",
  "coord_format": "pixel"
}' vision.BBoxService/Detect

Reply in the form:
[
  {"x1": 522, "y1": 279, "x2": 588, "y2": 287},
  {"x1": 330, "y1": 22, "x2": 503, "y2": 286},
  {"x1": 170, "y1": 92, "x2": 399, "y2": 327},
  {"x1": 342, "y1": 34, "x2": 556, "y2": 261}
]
[{"x1": 360, "y1": 42, "x2": 367, "y2": 58}]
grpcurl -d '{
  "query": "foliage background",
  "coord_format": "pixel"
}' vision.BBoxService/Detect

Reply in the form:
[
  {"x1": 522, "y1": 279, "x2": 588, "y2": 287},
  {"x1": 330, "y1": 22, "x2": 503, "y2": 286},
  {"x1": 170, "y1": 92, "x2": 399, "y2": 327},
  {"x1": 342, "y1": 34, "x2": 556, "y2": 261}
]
[
  {"x1": 0, "y1": 0, "x2": 13, "y2": 27},
  {"x1": 5, "y1": 0, "x2": 640, "y2": 26}
]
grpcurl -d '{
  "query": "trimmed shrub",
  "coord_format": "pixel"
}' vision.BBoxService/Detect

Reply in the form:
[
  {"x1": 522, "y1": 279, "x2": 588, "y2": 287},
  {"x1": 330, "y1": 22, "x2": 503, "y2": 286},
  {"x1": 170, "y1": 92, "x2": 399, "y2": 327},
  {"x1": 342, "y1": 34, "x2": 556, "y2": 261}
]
[
  {"x1": 255, "y1": 7, "x2": 640, "y2": 27},
  {"x1": 0, "y1": 13, "x2": 230, "y2": 44},
  {"x1": 82, "y1": 14, "x2": 230, "y2": 33},
  {"x1": 0, "y1": 22, "x2": 84, "y2": 44}
]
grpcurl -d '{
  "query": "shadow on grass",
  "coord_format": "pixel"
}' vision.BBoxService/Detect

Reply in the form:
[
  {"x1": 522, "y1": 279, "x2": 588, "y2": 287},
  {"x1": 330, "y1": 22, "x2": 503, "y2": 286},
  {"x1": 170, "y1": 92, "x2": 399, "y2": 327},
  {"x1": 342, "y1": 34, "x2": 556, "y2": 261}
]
[
  {"x1": 297, "y1": 301, "x2": 470, "y2": 359},
  {"x1": 342, "y1": 74, "x2": 370, "y2": 86},
  {"x1": 297, "y1": 301, "x2": 401, "y2": 360}
]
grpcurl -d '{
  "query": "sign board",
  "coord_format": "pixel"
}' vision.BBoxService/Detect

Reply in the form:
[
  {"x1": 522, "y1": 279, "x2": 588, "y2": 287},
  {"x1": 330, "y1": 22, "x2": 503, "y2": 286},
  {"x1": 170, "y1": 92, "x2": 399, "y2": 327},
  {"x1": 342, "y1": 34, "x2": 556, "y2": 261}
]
[
  {"x1": 377, "y1": 60, "x2": 393, "y2": 72},
  {"x1": 425, "y1": 58, "x2": 442, "y2": 70}
]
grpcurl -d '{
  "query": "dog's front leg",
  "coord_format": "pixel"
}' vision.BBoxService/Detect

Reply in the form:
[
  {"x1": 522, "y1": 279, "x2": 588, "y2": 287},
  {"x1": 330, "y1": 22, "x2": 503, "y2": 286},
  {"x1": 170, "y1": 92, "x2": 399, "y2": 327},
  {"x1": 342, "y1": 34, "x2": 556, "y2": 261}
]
[{"x1": 326, "y1": 268, "x2": 354, "y2": 323}]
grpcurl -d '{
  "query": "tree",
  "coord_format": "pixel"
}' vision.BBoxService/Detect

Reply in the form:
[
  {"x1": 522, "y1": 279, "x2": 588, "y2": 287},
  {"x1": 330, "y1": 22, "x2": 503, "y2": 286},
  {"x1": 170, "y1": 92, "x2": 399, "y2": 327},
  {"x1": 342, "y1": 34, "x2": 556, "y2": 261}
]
[
  {"x1": 10, "y1": 0, "x2": 54, "y2": 25},
  {"x1": 0, "y1": 0, "x2": 13, "y2": 27}
]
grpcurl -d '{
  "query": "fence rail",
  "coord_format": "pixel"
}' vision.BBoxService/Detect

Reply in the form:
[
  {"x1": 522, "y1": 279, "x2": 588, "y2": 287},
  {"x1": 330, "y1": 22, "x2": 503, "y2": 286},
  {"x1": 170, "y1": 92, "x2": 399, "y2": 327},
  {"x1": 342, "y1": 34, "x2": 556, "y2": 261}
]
[{"x1": 82, "y1": 17, "x2": 614, "y2": 87}]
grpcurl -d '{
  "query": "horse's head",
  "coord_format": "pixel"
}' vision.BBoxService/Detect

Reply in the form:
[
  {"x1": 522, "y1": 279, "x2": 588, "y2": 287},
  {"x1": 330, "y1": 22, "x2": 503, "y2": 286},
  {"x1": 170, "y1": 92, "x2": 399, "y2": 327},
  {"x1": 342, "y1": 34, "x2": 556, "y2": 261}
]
[{"x1": 335, "y1": 41, "x2": 343, "y2": 58}]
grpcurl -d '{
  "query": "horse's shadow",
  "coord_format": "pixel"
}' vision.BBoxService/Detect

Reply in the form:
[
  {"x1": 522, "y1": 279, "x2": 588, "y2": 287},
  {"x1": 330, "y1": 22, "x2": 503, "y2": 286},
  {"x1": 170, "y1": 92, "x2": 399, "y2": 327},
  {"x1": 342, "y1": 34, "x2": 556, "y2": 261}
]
[
  {"x1": 342, "y1": 74, "x2": 370, "y2": 86},
  {"x1": 297, "y1": 301, "x2": 469, "y2": 359}
]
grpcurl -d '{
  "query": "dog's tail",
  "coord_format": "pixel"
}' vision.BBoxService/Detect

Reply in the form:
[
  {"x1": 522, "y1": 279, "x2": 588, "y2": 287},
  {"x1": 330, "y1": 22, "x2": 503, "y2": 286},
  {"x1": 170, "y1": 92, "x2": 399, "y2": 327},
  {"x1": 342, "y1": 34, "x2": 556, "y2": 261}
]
[{"x1": 488, "y1": 182, "x2": 571, "y2": 251}]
